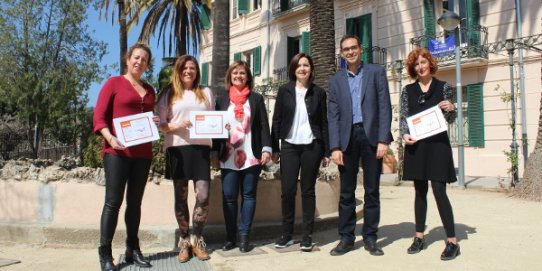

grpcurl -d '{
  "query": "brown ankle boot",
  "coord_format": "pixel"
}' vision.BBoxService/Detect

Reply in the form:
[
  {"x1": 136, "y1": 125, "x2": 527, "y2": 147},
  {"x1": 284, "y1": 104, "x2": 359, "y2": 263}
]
[
  {"x1": 192, "y1": 236, "x2": 210, "y2": 260},
  {"x1": 177, "y1": 237, "x2": 192, "y2": 263}
]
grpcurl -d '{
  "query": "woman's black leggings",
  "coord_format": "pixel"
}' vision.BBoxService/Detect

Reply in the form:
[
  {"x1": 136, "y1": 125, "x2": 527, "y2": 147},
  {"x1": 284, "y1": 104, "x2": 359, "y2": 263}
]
[
  {"x1": 100, "y1": 154, "x2": 151, "y2": 248},
  {"x1": 414, "y1": 180, "x2": 456, "y2": 237}
]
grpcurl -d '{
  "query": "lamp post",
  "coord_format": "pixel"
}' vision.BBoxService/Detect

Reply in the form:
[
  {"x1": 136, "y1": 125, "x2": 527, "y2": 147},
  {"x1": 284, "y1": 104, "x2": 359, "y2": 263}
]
[
  {"x1": 394, "y1": 60, "x2": 404, "y2": 183},
  {"x1": 505, "y1": 39, "x2": 519, "y2": 186},
  {"x1": 438, "y1": 11, "x2": 465, "y2": 188}
]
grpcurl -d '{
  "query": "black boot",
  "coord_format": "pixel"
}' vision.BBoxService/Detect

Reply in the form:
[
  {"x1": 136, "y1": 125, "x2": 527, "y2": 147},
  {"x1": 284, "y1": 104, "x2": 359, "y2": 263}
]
[
  {"x1": 125, "y1": 248, "x2": 151, "y2": 267},
  {"x1": 239, "y1": 235, "x2": 252, "y2": 253},
  {"x1": 98, "y1": 245, "x2": 118, "y2": 271}
]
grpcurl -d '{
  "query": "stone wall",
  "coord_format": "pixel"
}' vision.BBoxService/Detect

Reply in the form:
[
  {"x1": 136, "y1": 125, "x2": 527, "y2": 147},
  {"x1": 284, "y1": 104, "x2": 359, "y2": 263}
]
[{"x1": 0, "y1": 157, "x2": 341, "y2": 185}]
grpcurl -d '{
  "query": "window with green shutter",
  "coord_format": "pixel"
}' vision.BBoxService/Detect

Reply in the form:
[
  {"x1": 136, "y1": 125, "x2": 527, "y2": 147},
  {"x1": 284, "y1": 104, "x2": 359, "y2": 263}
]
[
  {"x1": 201, "y1": 62, "x2": 209, "y2": 86},
  {"x1": 253, "y1": 46, "x2": 261, "y2": 76},
  {"x1": 423, "y1": 0, "x2": 436, "y2": 47},
  {"x1": 467, "y1": 83, "x2": 484, "y2": 147},
  {"x1": 234, "y1": 52, "x2": 242, "y2": 61},
  {"x1": 466, "y1": 0, "x2": 480, "y2": 55},
  {"x1": 301, "y1": 32, "x2": 311, "y2": 55},
  {"x1": 287, "y1": 36, "x2": 299, "y2": 65},
  {"x1": 238, "y1": 0, "x2": 249, "y2": 14},
  {"x1": 345, "y1": 14, "x2": 372, "y2": 63}
]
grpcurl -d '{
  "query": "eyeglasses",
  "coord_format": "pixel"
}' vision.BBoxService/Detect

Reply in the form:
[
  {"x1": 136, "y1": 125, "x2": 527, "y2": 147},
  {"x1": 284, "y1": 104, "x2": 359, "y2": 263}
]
[
  {"x1": 418, "y1": 93, "x2": 426, "y2": 105},
  {"x1": 341, "y1": 45, "x2": 360, "y2": 53}
]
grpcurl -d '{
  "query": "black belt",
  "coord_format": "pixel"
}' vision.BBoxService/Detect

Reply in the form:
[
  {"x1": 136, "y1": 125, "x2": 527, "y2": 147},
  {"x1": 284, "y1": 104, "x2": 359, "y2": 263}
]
[{"x1": 353, "y1": 122, "x2": 363, "y2": 128}]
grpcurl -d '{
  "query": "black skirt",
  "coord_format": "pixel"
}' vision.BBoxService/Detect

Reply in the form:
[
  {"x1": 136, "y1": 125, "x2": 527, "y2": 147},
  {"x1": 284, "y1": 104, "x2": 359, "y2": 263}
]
[
  {"x1": 402, "y1": 131, "x2": 457, "y2": 183},
  {"x1": 165, "y1": 145, "x2": 211, "y2": 181}
]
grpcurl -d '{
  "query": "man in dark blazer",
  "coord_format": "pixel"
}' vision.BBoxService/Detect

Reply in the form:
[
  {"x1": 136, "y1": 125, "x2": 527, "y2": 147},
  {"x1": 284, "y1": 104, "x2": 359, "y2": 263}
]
[{"x1": 327, "y1": 35, "x2": 393, "y2": 256}]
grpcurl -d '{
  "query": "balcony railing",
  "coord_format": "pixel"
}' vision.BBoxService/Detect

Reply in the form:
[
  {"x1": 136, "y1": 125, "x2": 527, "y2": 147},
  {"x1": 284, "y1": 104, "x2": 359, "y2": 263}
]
[
  {"x1": 410, "y1": 25, "x2": 489, "y2": 63},
  {"x1": 272, "y1": 0, "x2": 309, "y2": 15},
  {"x1": 335, "y1": 46, "x2": 388, "y2": 70}
]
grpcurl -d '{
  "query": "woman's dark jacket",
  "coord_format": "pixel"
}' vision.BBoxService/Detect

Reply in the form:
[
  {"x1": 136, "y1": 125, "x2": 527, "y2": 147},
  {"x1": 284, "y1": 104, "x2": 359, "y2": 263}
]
[
  {"x1": 213, "y1": 90, "x2": 272, "y2": 160},
  {"x1": 271, "y1": 81, "x2": 329, "y2": 156}
]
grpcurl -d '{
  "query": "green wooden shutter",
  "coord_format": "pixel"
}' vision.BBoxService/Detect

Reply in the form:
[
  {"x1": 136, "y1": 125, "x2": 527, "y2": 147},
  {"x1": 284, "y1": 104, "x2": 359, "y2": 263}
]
[
  {"x1": 200, "y1": 4, "x2": 212, "y2": 30},
  {"x1": 287, "y1": 36, "x2": 296, "y2": 65},
  {"x1": 238, "y1": 0, "x2": 249, "y2": 14},
  {"x1": 346, "y1": 18, "x2": 355, "y2": 35},
  {"x1": 301, "y1": 32, "x2": 311, "y2": 55},
  {"x1": 234, "y1": 52, "x2": 242, "y2": 61},
  {"x1": 467, "y1": 83, "x2": 484, "y2": 147},
  {"x1": 423, "y1": 0, "x2": 436, "y2": 47},
  {"x1": 466, "y1": 0, "x2": 481, "y2": 56},
  {"x1": 360, "y1": 14, "x2": 372, "y2": 64},
  {"x1": 253, "y1": 46, "x2": 261, "y2": 76},
  {"x1": 280, "y1": 0, "x2": 289, "y2": 12},
  {"x1": 201, "y1": 62, "x2": 209, "y2": 86}
]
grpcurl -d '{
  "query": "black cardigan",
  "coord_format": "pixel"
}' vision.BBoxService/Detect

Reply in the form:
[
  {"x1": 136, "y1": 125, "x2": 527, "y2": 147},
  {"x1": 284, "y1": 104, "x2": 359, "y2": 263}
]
[{"x1": 271, "y1": 81, "x2": 329, "y2": 156}]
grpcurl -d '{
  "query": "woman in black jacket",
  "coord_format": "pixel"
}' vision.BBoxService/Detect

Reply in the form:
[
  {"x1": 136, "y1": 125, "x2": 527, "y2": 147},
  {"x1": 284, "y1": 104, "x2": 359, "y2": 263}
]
[{"x1": 271, "y1": 53, "x2": 329, "y2": 252}]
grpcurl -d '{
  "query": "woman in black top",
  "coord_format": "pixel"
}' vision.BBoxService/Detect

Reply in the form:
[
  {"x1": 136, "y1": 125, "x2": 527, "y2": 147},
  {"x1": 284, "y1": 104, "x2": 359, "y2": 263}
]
[
  {"x1": 400, "y1": 48, "x2": 460, "y2": 260},
  {"x1": 271, "y1": 53, "x2": 329, "y2": 252}
]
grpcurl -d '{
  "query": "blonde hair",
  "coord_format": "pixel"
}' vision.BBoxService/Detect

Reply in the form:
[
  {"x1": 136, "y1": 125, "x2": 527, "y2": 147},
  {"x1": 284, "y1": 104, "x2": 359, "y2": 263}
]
[{"x1": 167, "y1": 55, "x2": 209, "y2": 108}]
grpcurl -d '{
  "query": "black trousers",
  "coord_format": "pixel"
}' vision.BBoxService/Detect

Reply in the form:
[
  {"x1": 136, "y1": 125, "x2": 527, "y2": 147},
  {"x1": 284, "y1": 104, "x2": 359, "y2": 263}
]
[
  {"x1": 100, "y1": 153, "x2": 151, "y2": 248},
  {"x1": 339, "y1": 125, "x2": 382, "y2": 243},
  {"x1": 279, "y1": 139, "x2": 323, "y2": 237},
  {"x1": 414, "y1": 180, "x2": 456, "y2": 237}
]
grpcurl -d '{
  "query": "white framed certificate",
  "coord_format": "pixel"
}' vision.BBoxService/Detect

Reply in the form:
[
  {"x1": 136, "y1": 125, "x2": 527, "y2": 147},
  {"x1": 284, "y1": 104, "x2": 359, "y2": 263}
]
[
  {"x1": 113, "y1": 112, "x2": 160, "y2": 147},
  {"x1": 189, "y1": 111, "x2": 229, "y2": 139},
  {"x1": 406, "y1": 105, "x2": 448, "y2": 141}
]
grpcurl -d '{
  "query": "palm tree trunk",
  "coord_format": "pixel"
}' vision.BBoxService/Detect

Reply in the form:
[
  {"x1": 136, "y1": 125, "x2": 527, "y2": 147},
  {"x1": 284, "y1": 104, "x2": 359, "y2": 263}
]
[
  {"x1": 310, "y1": 0, "x2": 336, "y2": 91},
  {"x1": 514, "y1": 55, "x2": 542, "y2": 201},
  {"x1": 118, "y1": 0, "x2": 127, "y2": 74},
  {"x1": 210, "y1": 0, "x2": 230, "y2": 94}
]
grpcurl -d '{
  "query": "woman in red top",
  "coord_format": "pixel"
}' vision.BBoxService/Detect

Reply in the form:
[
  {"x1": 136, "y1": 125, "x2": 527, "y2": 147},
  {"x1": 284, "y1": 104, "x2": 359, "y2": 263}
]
[{"x1": 93, "y1": 43, "x2": 155, "y2": 271}]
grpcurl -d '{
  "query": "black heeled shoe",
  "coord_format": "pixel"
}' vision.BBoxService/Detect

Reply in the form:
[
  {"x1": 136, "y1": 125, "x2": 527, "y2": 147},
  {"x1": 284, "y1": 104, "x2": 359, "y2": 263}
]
[
  {"x1": 407, "y1": 237, "x2": 425, "y2": 254},
  {"x1": 239, "y1": 235, "x2": 252, "y2": 253},
  {"x1": 440, "y1": 241, "x2": 460, "y2": 260},
  {"x1": 125, "y1": 248, "x2": 152, "y2": 268}
]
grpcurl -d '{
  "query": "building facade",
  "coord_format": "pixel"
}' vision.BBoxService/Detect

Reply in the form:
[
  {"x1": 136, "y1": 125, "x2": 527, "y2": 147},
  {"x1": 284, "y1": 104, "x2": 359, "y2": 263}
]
[{"x1": 199, "y1": 0, "x2": 542, "y2": 179}]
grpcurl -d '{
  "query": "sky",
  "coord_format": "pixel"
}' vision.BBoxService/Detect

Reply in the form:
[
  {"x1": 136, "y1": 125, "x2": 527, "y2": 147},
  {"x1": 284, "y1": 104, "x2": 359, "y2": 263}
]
[{"x1": 85, "y1": 8, "x2": 165, "y2": 107}]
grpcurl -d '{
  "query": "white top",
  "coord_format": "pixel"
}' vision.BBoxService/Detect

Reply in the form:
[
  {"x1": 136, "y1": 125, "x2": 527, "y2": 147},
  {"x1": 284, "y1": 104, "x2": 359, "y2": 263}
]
[
  {"x1": 220, "y1": 100, "x2": 260, "y2": 170},
  {"x1": 285, "y1": 86, "x2": 315, "y2": 144},
  {"x1": 157, "y1": 87, "x2": 214, "y2": 149}
]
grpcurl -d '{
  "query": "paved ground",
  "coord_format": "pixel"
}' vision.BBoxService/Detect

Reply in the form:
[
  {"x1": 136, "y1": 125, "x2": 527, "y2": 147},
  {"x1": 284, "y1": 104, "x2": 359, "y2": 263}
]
[{"x1": 1, "y1": 181, "x2": 541, "y2": 271}]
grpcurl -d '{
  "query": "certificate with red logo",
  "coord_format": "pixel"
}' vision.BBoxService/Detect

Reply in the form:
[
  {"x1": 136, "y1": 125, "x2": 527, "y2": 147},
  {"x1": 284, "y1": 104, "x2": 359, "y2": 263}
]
[
  {"x1": 406, "y1": 105, "x2": 448, "y2": 141},
  {"x1": 189, "y1": 111, "x2": 229, "y2": 139},
  {"x1": 113, "y1": 112, "x2": 160, "y2": 147}
]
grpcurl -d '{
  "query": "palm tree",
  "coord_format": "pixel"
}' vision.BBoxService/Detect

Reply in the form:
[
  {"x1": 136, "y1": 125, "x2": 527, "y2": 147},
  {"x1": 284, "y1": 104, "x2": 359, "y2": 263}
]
[
  {"x1": 97, "y1": 0, "x2": 147, "y2": 73},
  {"x1": 137, "y1": 0, "x2": 208, "y2": 56},
  {"x1": 310, "y1": 0, "x2": 336, "y2": 91},
  {"x1": 210, "y1": 0, "x2": 229, "y2": 93}
]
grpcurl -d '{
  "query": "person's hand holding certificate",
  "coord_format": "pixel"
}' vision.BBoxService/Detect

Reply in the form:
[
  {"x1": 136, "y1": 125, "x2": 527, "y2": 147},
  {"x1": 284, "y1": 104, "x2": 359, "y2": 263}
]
[
  {"x1": 189, "y1": 111, "x2": 229, "y2": 138},
  {"x1": 406, "y1": 105, "x2": 448, "y2": 141},
  {"x1": 113, "y1": 112, "x2": 160, "y2": 147}
]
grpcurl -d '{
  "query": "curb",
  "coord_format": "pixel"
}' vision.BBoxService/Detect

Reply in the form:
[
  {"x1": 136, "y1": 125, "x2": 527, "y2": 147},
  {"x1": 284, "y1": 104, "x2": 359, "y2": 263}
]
[{"x1": 0, "y1": 206, "x2": 363, "y2": 249}]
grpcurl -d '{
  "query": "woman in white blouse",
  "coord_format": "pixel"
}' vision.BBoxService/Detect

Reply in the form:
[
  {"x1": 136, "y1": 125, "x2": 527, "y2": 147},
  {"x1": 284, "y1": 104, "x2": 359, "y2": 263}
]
[{"x1": 271, "y1": 53, "x2": 329, "y2": 252}]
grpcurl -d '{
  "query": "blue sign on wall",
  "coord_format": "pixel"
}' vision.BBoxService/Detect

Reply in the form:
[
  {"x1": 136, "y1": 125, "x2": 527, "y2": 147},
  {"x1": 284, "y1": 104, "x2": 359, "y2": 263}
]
[{"x1": 429, "y1": 34, "x2": 456, "y2": 57}]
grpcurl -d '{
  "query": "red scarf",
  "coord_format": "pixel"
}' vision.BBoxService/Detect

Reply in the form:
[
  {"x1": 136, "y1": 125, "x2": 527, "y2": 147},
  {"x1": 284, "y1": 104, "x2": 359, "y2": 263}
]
[{"x1": 229, "y1": 85, "x2": 250, "y2": 119}]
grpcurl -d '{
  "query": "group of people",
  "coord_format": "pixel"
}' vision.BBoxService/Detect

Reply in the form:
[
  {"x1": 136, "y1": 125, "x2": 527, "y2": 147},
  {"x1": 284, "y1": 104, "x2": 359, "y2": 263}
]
[{"x1": 92, "y1": 35, "x2": 460, "y2": 271}]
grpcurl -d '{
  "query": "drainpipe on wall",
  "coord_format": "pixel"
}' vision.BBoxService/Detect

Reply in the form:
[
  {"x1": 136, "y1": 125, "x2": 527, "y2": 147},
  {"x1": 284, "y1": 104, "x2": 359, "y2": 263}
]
[{"x1": 515, "y1": 0, "x2": 528, "y2": 168}]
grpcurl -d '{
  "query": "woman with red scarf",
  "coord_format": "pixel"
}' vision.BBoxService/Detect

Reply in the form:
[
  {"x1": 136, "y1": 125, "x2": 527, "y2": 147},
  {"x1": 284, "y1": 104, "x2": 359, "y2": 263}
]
[{"x1": 212, "y1": 60, "x2": 272, "y2": 253}]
